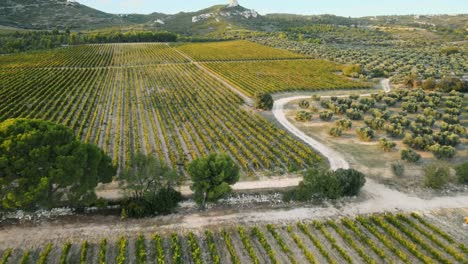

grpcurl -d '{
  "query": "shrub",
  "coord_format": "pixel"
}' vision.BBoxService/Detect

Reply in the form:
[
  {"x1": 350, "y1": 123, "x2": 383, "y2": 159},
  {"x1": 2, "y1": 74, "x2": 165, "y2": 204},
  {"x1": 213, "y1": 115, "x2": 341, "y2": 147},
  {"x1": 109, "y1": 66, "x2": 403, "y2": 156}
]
[
  {"x1": 456, "y1": 162, "x2": 468, "y2": 184},
  {"x1": 383, "y1": 97, "x2": 397, "y2": 106},
  {"x1": 429, "y1": 144, "x2": 456, "y2": 159},
  {"x1": 295, "y1": 111, "x2": 313, "y2": 122},
  {"x1": 346, "y1": 108, "x2": 363, "y2": 120},
  {"x1": 401, "y1": 149, "x2": 421, "y2": 163},
  {"x1": 319, "y1": 110, "x2": 334, "y2": 121},
  {"x1": 121, "y1": 187, "x2": 182, "y2": 218},
  {"x1": 440, "y1": 122, "x2": 466, "y2": 136},
  {"x1": 284, "y1": 168, "x2": 366, "y2": 201},
  {"x1": 349, "y1": 94, "x2": 360, "y2": 100},
  {"x1": 391, "y1": 162, "x2": 405, "y2": 177},
  {"x1": 356, "y1": 127, "x2": 375, "y2": 142},
  {"x1": 442, "y1": 114, "x2": 460, "y2": 124},
  {"x1": 364, "y1": 117, "x2": 385, "y2": 130},
  {"x1": 342, "y1": 64, "x2": 362, "y2": 77},
  {"x1": 385, "y1": 123, "x2": 405, "y2": 138},
  {"x1": 312, "y1": 95, "x2": 321, "y2": 101},
  {"x1": 298, "y1": 100, "x2": 310, "y2": 109},
  {"x1": 335, "y1": 119, "x2": 352, "y2": 130},
  {"x1": 379, "y1": 138, "x2": 396, "y2": 152},
  {"x1": 401, "y1": 102, "x2": 419, "y2": 113},
  {"x1": 433, "y1": 132, "x2": 460, "y2": 147},
  {"x1": 254, "y1": 92, "x2": 273, "y2": 110},
  {"x1": 329, "y1": 127, "x2": 343, "y2": 137},
  {"x1": 424, "y1": 164, "x2": 450, "y2": 189}
]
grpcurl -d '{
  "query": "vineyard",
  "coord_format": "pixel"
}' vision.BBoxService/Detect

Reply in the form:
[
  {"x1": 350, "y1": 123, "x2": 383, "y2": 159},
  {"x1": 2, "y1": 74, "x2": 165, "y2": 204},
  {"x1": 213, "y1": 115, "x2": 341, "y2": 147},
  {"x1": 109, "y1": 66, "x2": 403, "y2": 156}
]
[
  {"x1": 204, "y1": 60, "x2": 371, "y2": 96},
  {"x1": 0, "y1": 42, "x2": 331, "y2": 174},
  {"x1": 175, "y1": 40, "x2": 306, "y2": 61},
  {"x1": 1, "y1": 212, "x2": 467, "y2": 263},
  {"x1": 0, "y1": 43, "x2": 189, "y2": 68}
]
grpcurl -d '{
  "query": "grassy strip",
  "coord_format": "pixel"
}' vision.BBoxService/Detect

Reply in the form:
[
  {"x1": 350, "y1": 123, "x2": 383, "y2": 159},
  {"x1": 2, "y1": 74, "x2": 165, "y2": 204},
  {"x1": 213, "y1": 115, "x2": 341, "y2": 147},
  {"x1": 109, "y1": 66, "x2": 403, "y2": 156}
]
[
  {"x1": 297, "y1": 222, "x2": 337, "y2": 264},
  {"x1": 313, "y1": 221, "x2": 353, "y2": 264},
  {"x1": 266, "y1": 224, "x2": 298, "y2": 264},
  {"x1": 356, "y1": 216, "x2": 409, "y2": 263},
  {"x1": 222, "y1": 230, "x2": 241, "y2": 264},
  {"x1": 252, "y1": 226, "x2": 279, "y2": 264},
  {"x1": 37, "y1": 243, "x2": 53, "y2": 264},
  {"x1": 79, "y1": 241, "x2": 88, "y2": 264},
  {"x1": 397, "y1": 214, "x2": 465, "y2": 262},
  {"x1": 187, "y1": 232, "x2": 203, "y2": 264},
  {"x1": 286, "y1": 225, "x2": 317, "y2": 264},
  {"x1": 205, "y1": 231, "x2": 221, "y2": 264},
  {"x1": 326, "y1": 220, "x2": 376, "y2": 264},
  {"x1": 0, "y1": 249, "x2": 12, "y2": 264},
  {"x1": 135, "y1": 235, "x2": 147, "y2": 264},
  {"x1": 238, "y1": 226, "x2": 260, "y2": 264},
  {"x1": 152, "y1": 234, "x2": 165, "y2": 264},
  {"x1": 370, "y1": 216, "x2": 434, "y2": 264},
  {"x1": 59, "y1": 242, "x2": 72, "y2": 264}
]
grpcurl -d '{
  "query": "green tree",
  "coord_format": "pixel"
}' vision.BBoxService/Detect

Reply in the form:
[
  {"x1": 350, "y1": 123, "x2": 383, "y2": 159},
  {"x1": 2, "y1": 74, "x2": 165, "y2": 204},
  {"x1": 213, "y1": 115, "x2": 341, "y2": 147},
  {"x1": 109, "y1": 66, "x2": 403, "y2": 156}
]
[
  {"x1": 120, "y1": 152, "x2": 180, "y2": 199},
  {"x1": 424, "y1": 164, "x2": 450, "y2": 189},
  {"x1": 120, "y1": 152, "x2": 182, "y2": 218},
  {"x1": 0, "y1": 119, "x2": 115, "y2": 210},
  {"x1": 254, "y1": 92, "x2": 274, "y2": 110},
  {"x1": 188, "y1": 153, "x2": 240, "y2": 209},
  {"x1": 456, "y1": 162, "x2": 468, "y2": 184}
]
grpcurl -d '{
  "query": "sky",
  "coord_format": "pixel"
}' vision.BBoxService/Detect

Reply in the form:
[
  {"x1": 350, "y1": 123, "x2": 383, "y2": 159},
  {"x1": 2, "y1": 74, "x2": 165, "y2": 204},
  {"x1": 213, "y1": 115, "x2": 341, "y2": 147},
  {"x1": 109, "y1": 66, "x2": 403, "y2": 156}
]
[{"x1": 77, "y1": 0, "x2": 468, "y2": 17}]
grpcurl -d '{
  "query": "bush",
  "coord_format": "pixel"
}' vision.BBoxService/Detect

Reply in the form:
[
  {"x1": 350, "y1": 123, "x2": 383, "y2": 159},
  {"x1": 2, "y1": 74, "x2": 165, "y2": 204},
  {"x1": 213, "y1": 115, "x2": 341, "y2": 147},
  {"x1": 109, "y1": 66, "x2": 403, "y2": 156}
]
[
  {"x1": 401, "y1": 102, "x2": 419, "y2": 113},
  {"x1": 295, "y1": 111, "x2": 313, "y2": 122},
  {"x1": 385, "y1": 123, "x2": 405, "y2": 138},
  {"x1": 424, "y1": 164, "x2": 450, "y2": 189},
  {"x1": 356, "y1": 127, "x2": 375, "y2": 142},
  {"x1": 429, "y1": 144, "x2": 456, "y2": 159},
  {"x1": 379, "y1": 138, "x2": 396, "y2": 152},
  {"x1": 329, "y1": 127, "x2": 343, "y2": 137},
  {"x1": 298, "y1": 100, "x2": 310, "y2": 109},
  {"x1": 121, "y1": 187, "x2": 182, "y2": 218},
  {"x1": 346, "y1": 108, "x2": 363, "y2": 120},
  {"x1": 401, "y1": 149, "x2": 421, "y2": 163},
  {"x1": 364, "y1": 117, "x2": 385, "y2": 130},
  {"x1": 383, "y1": 97, "x2": 397, "y2": 106},
  {"x1": 284, "y1": 168, "x2": 366, "y2": 201},
  {"x1": 342, "y1": 64, "x2": 362, "y2": 77},
  {"x1": 319, "y1": 110, "x2": 334, "y2": 121},
  {"x1": 391, "y1": 162, "x2": 405, "y2": 177},
  {"x1": 442, "y1": 114, "x2": 460, "y2": 125},
  {"x1": 254, "y1": 92, "x2": 273, "y2": 110},
  {"x1": 335, "y1": 119, "x2": 352, "y2": 130},
  {"x1": 456, "y1": 162, "x2": 468, "y2": 184}
]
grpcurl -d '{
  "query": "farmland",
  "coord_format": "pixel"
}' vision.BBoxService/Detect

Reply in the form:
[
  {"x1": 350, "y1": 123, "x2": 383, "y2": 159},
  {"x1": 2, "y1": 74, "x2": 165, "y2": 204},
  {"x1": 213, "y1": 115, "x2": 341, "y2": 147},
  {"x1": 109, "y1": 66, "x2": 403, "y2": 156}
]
[
  {"x1": 0, "y1": 43, "x2": 189, "y2": 68},
  {"x1": 1, "y1": 211, "x2": 467, "y2": 263},
  {"x1": 175, "y1": 40, "x2": 306, "y2": 61},
  {"x1": 285, "y1": 88, "x2": 467, "y2": 187},
  {"x1": 1, "y1": 42, "x2": 358, "y2": 174},
  {"x1": 204, "y1": 60, "x2": 371, "y2": 96}
]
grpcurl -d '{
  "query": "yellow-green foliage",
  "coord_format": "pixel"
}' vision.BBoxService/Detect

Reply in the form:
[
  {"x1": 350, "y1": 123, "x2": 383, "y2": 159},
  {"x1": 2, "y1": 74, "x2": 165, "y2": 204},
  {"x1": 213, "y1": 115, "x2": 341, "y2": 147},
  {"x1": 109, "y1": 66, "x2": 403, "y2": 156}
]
[
  {"x1": 177, "y1": 40, "x2": 305, "y2": 61},
  {"x1": 205, "y1": 60, "x2": 371, "y2": 96}
]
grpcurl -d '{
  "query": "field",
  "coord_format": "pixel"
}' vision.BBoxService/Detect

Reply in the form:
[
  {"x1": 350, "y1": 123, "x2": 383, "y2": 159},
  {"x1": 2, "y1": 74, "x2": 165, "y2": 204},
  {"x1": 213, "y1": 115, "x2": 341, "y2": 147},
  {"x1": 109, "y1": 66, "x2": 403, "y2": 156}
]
[
  {"x1": 286, "y1": 89, "x2": 467, "y2": 186},
  {"x1": 1, "y1": 211, "x2": 467, "y2": 263},
  {"x1": 0, "y1": 42, "x2": 351, "y2": 174},
  {"x1": 204, "y1": 60, "x2": 371, "y2": 96},
  {"x1": 175, "y1": 40, "x2": 306, "y2": 61},
  {"x1": 0, "y1": 43, "x2": 189, "y2": 68}
]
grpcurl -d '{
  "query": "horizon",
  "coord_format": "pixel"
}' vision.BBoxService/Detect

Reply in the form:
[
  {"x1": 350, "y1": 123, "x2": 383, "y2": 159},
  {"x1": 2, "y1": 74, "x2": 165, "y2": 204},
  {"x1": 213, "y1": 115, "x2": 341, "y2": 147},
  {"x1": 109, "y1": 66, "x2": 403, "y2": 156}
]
[{"x1": 76, "y1": 0, "x2": 468, "y2": 17}]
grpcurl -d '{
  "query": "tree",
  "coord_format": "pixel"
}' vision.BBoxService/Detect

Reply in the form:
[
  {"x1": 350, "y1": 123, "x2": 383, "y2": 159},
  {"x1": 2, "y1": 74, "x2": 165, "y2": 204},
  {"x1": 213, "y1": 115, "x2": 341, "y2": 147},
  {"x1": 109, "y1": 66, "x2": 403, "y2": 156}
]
[
  {"x1": 284, "y1": 168, "x2": 366, "y2": 201},
  {"x1": 0, "y1": 119, "x2": 115, "y2": 210},
  {"x1": 254, "y1": 92, "x2": 274, "y2": 110},
  {"x1": 424, "y1": 164, "x2": 450, "y2": 189},
  {"x1": 188, "y1": 153, "x2": 240, "y2": 209},
  {"x1": 456, "y1": 162, "x2": 468, "y2": 184},
  {"x1": 319, "y1": 110, "x2": 334, "y2": 121},
  {"x1": 120, "y1": 152, "x2": 182, "y2": 218},
  {"x1": 295, "y1": 111, "x2": 313, "y2": 122},
  {"x1": 401, "y1": 148, "x2": 421, "y2": 163},
  {"x1": 120, "y1": 152, "x2": 180, "y2": 199}
]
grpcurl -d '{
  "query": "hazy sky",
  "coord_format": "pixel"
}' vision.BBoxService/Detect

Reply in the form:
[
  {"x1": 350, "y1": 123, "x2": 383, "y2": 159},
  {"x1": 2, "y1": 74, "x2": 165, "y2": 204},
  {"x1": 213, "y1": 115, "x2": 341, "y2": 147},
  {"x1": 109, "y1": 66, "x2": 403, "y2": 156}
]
[{"x1": 77, "y1": 0, "x2": 468, "y2": 17}]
